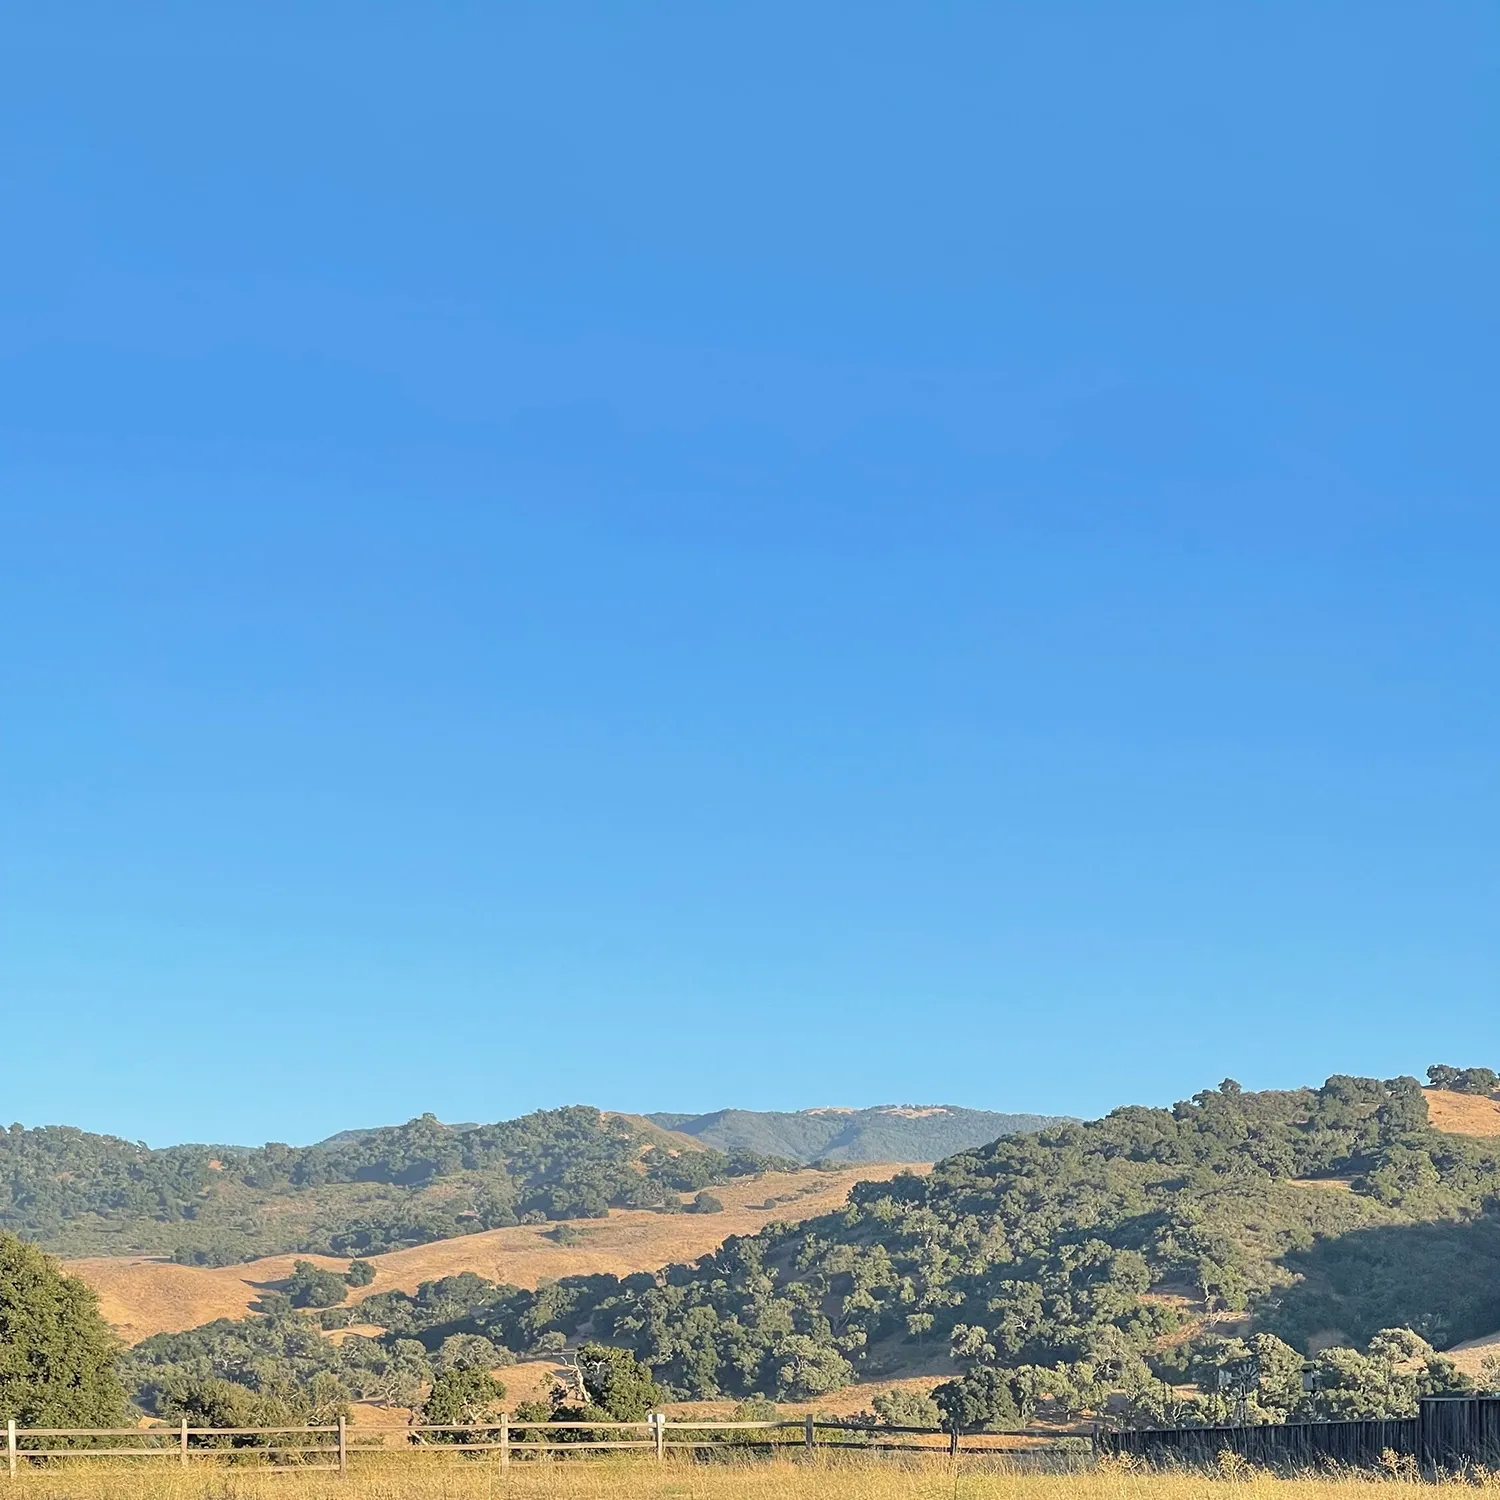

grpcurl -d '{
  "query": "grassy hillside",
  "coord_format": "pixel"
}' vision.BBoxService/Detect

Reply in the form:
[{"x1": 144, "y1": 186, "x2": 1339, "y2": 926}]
[
  {"x1": 0, "y1": 1107, "x2": 799, "y2": 1263},
  {"x1": 84, "y1": 1069, "x2": 1500, "y2": 1428},
  {"x1": 484, "y1": 1077, "x2": 1483, "y2": 1399},
  {"x1": 69, "y1": 1165, "x2": 913, "y2": 1343},
  {"x1": 648, "y1": 1106, "x2": 1063, "y2": 1162}
]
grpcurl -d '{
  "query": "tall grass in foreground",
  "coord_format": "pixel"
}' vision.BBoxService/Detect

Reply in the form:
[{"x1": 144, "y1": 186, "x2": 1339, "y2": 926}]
[{"x1": 0, "y1": 1455, "x2": 1479, "y2": 1500}]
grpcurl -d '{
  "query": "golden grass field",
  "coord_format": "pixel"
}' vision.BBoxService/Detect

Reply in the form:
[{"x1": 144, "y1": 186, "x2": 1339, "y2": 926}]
[
  {"x1": 0, "y1": 1455, "x2": 1474, "y2": 1500},
  {"x1": 1422, "y1": 1089, "x2": 1500, "y2": 1137},
  {"x1": 67, "y1": 1165, "x2": 924, "y2": 1344}
]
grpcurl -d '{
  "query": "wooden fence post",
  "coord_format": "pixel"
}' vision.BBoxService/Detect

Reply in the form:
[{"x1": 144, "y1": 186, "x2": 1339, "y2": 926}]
[
  {"x1": 499, "y1": 1413, "x2": 510, "y2": 1469},
  {"x1": 180, "y1": 1417, "x2": 189, "y2": 1468},
  {"x1": 7, "y1": 1419, "x2": 15, "y2": 1478},
  {"x1": 804, "y1": 1414, "x2": 815, "y2": 1451},
  {"x1": 338, "y1": 1415, "x2": 347, "y2": 1478},
  {"x1": 652, "y1": 1413, "x2": 665, "y2": 1461}
]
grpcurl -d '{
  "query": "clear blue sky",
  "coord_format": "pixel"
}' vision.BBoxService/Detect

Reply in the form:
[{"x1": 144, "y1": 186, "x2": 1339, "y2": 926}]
[{"x1": 2, "y1": 3, "x2": 1496, "y2": 1147}]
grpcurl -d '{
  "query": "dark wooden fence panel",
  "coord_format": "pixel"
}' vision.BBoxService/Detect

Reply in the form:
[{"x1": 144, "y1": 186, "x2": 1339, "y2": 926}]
[
  {"x1": 1099, "y1": 1398, "x2": 1500, "y2": 1472},
  {"x1": 1421, "y1": 1398, "x2": 1500, "y2": 1471},
  {"x1": 1098, "y1": 1418, "x2": 1417, "y2": 1470}
]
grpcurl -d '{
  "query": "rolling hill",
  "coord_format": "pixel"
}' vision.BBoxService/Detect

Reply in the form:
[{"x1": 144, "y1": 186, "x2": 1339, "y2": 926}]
[
  {"x1": 68, "y1": 1164, "x2": 916, "y2": 1343},
  {"x1": 121, "y1": 1071, "x2": 1494, "y2": 1415},
  {"x1": 0, "y1": 1106, "x2": 799, "y2": 1263},
  {"x1": 0, "y1": 1099, "x2": 1044, "y2": 1265},
  {"x1": 648, "y1": 1104, "x2": 1064, "y2": 1162},
  {"x1": 46, "y1": 1067, "x2": 1500, "y2": 1430}
]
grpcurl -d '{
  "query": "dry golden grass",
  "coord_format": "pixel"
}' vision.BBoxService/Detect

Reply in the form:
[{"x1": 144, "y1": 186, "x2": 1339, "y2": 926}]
[
  {"x1": 0, "y1": 1454, "x2": 1464, "y2": 1500},
  {"x1": 1440, "y1": 1327, "x2": 1500, "y2": 1379},
  {"x1": 69, "y1": 1166, "x2": 925, "y2": 1344},
  {"x1": 1423, "y1": 1089, "x2": 1500, "y2": 1137}
]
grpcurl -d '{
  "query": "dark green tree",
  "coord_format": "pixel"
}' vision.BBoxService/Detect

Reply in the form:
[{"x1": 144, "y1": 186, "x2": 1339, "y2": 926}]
[
  {"x1": 420, "y1": 1367, "x2": 508, "y2": 1440},
  {"x1": 0, "y1": 1233, "x2": 127, "y2": 1426},
  {"x1": 771, "y1": 1335, "x2": 851, "y2": 1400},
  {"x1": 568, "y1": 1343, "x2": 662, "y2": 1420},
  {"x1": 933, "y1": 1366, "x2": 1021, "y2": 1430},
  {"x1": 345, "y1": 1260, "x2": 376, "y2": 1288},
  {"x1": 286, "y1": 1260, "x2": 349, "y2": 1309},
  {"x1": 690, "y1": 1192, "x2": 724, "y2": 1214},
  {"x1": 1427, "y1": 1064, "x2": 1499, "y2": 1096},
  {"x1": 156, "y1": 1374, "x2": 347, "y2": 1442}
]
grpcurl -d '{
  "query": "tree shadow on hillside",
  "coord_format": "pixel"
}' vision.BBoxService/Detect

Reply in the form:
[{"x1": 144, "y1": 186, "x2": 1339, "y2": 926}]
[{"x1": 1258, "y1": 1216, "x2": 1500, "y2": 1353}]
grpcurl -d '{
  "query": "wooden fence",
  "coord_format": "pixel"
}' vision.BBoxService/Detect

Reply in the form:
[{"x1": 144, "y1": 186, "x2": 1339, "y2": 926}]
[
  {"x1": 1, "y1": 1415, "x2": 1085, "y2": 1475},
  {"x1": 1096, "y1": 1418, "x2": 1419, "y2": 1470},
  {"x1": 1096, "y1": 1397, "x2": 1500, "y2": 1473}
]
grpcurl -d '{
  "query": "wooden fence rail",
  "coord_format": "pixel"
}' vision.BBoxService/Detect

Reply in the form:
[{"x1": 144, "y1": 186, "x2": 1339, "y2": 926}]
[{"x1": 2, "y1": 1415, "x2": 1084, "y2": 1476}]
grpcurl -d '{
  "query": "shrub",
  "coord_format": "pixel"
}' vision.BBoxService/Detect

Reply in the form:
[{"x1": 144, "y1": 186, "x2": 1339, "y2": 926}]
[{"x1": 872, "y1": 1387, "x2": 941, "y2": 1427}]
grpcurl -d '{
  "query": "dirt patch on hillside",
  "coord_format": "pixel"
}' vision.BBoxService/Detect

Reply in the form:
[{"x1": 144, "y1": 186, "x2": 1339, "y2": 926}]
[
  {"x1": 69, "y1": 1165, "x2": 926, "y2": 1344},
  {"x1": 1424, "y1": 1089, "x2": 1500, "y2": 1136}
]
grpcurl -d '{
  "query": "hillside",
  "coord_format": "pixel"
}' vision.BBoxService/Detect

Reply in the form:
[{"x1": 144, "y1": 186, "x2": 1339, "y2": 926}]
[
  {"x1": 80, "y1": 1067, "x2": 1500, "y2": 1429},
  {"x1": 1423, "y1": 1087, "x2": 1500, "y2": 1136},
  {"x1": 0, "y1": 1106, "x2": 799, "y2": 1263},
  {"x1": 648, "y1": 1105, "x2": 1063, "y2": 1162},
  {"x1": 69, "y1": 1165, "x2": 913, "y2": 1343}
]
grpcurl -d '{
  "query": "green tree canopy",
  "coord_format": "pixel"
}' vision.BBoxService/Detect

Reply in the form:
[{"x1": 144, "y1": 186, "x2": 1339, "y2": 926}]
[
  {"x1": 0, "y1": 1233, "x2": 126, "y2": 1426},
  {"x1": 568, "y1": 1343, "x2": 662, "y2": 1420},
  {"x1": 1426, "y1": 1064, "x2": 1499, "y2": 1096},
  {"x1": 421, "y1": 1367, "x2": 508, "y2": 1439},
  {"x1": 286, "y1": 1260, "x2": 349, "y2": 1309}
]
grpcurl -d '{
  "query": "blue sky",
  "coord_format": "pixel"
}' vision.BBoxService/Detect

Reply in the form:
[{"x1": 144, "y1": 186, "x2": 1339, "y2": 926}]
[{"x1": 2, "y1": 3, "x2": 1496, "y2": 1146}]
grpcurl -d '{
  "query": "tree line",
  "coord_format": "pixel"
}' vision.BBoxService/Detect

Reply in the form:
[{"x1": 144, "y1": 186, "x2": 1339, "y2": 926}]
[{"x1": 0, "y1": 1106, "x2": 800, "y2": 1263}]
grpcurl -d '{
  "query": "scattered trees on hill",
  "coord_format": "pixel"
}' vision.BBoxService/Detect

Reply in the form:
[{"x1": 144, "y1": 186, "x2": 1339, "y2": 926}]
[
  {"x1": 0, "y1": 1107, "x2": 806, "y2": 1262},
  {"x1": 1426, "y1": 1064, "x2": 1499, "y2": 1096},
  {"x1": 124, "y1": 1311, "x2": 433, "y2": 1418}
]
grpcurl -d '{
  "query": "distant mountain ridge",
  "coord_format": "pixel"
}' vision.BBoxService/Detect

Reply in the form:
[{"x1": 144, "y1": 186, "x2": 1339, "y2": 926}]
[{"x1": 646, "y1": 1104, "x2": 1064, "y2": 1162}]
